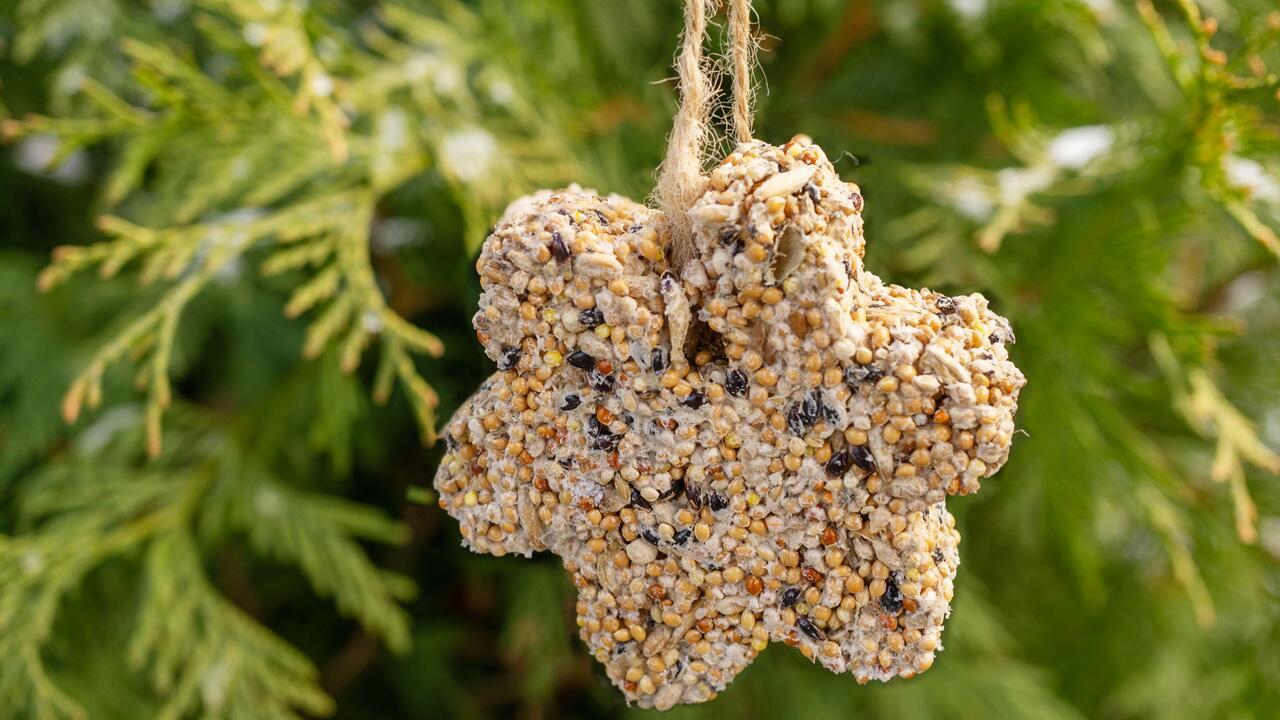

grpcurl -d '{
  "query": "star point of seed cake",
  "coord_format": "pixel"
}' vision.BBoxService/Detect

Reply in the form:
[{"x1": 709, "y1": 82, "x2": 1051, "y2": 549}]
[{"x1": 434, "y1": 136, "x2": 1025, "y2": 709}]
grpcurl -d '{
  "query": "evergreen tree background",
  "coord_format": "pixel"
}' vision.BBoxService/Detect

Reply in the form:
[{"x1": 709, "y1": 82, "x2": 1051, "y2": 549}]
[{"x1": 1, "y1": 0, "x2": 1278, "y2": 717}]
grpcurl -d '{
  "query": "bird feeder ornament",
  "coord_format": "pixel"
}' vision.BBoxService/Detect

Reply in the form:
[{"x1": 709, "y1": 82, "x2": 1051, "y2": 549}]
[{"x1": 433, "y1": 0, "x2": 1025, "y2": 709}]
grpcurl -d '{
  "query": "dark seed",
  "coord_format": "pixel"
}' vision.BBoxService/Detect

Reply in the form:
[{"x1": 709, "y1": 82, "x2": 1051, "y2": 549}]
[
  {"x1": 587, "y1": 416, "x2": 610, "y2": 438},
  {"x1": 673, "y1": 528, "x2": 691, "y2": 545},
  {"x1": 851, "y1": 192, "x2": 864, "y2": 213},
  {"x1": 718, "y1": 227, "x2": 744, "y2": 254},
  {"x1": 796, "y1": 617, "x2": 824, "y2": 641},
  {"x1": 781, "y1": 587, "x2": 801, "y2": 608},
  {"x1": 593, "y1": 433, "x2": 622, "y2": 452},
  {"x1": 497, "y1": 346, "x2": 521, "y2": 371},
  {"x1": 641, "y1": 528, "x2": 660, "y2": 545},
  {"x1": 803, "y1": 390, "x2": 821, "y2": 421},
  {"x1": 631, "y1": 488, "x2": 652, "y2": 510},
  {"x1": 805, "y1": 182, "x2": 821, "y2": 205},
  {"x1": 621, "y1": 411, "x2": 634, "y2": 425},
  {"x1": 787, "y1": 390, "x2": 824, "y2": 435},
  {"x1": 593, "y1": 209, "x2": 608, "y2": 224},
  {"x1": 560, "y1": 394, "x2": 581, "y2": 411},
  {"x1": 660, "y1": 271, "x2": 678, "y2": 293},
  {"x1": 650, "y1": 347, "x2": 668, "y2": 372},
  {"x1": 932, "y1": 549, "x2": 945, "y2": 564},
  {"x1": 989, "y1": 327, "x2": 1015, "y2": 344},
  {"x1": 681, "y1": 391, "x2": 708, "y2": 409},
  {"x1": 708, "y1": 492, "x2": 728, "y2": 512},
  {"x1": 685, "y1": 482, "x2": 703, "y2": 508},
  {"x1": 787, "y1": 404, "x2": 809, "y2": 436},
  {"x1": 664, "y1": 478, "x2": 686, "y2": 500},
  {"x1": 590, "y1": 370, "x2": 615, "y2": 393},
  {"x1": 550, "y1": 231, "x2": 569, "y2": 260},
  {"x1": 587, "y1": 416, "x2": 620, "y2": 451},
  {"x1": 822, "y1": 402, "x2": 842, "y2": 426},
  {"x1": 567, "y1": 350, "x2": 596, "y2": 370},
  {"x1": 578, "y1": 307, "x2": 605, "y2": 328},
  {"x1": 849, "y1": 444, "x2": 875, "y2": 472},
  {"x1": 880, "y1": 575, "x2": 904, "y2": 614},
  {"x1": 559, "y1": 457, "x2": 574, "y2": 469},
  {"x1": 844, "y1": 365, "x2": 885, "y2": 388},
  {"x1": 825, "y1": 448, "x2": 852, "y2": 477},
  {"x1": 725, "y1": 369, "x2": 748, "y2": 397},
  {"x1": 936, "y1": 296, "x2": 957, "y2": 314}
]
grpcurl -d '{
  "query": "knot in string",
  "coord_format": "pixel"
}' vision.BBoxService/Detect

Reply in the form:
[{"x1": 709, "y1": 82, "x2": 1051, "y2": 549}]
[{"x1": 655, "y1": 0, "x2": 757, "y2": 265}]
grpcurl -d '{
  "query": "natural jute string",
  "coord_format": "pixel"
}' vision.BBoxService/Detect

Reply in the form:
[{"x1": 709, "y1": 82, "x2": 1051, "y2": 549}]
[
  {"x1": 728, "y1": 0, "x2": 756, "y2": 143},
  {"x1": 656, "y1": 0, "x2": 756, "y2": 265}
]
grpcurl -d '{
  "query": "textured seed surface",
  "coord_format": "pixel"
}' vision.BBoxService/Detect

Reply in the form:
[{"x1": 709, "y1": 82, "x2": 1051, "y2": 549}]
[{"x1": 434, "y1": 138, "x2": 1026, "y2": 709}]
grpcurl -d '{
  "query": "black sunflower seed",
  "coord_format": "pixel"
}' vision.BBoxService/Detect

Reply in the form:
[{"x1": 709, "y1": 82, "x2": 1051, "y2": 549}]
[
  {"x1": 725, "y1": 369, "x2": 748, "y2": 397},
  {"x1": 787, "y1": 404, "x2": 809, "y2": 436},
  {"x1": 781, "y1": 587, "x2": 801, "y2": 608},
  {"x1": 844, "y1": 365, "x2": 885, "y2": 388},
  {"x1": 590, "y1": 370, "x2": 615, "y2": 392},
  {"x1": 685, "y1": 482, "x2": 703, "y2": 508},
  {"x1": 567, "y1": 350, "x2": 596, "y2": 370},
  {"x1": 822, "y1": 401, "x2": 842, "y2": 426},
  {"x1": 673, "y1": 528, "x2": 691, "y2": 545},
  {"x1": 497, "y1": 346, "x2": 521, "y2": 371},
  {"x1": 708, "y1": 492, "x2": 728, "y2": 512},
  {"x1": 880, "y1": 575, "x2": 904, "y2": 614},
  {"x1": 550, "y1": 231, "x2": 569, "y2": 260},
  {"x1": 650, "y1": 347, "x2": 668, "y2": 373},
  {"x1": 593, "y1": 433, "x2": 622, "y2": 452},
  {"x1": 803, "y1": 390, "x2": 821, "y2": 421},
  {"x1": 578, "y1": 307, "x2": 605, "y2": 328},
  {"x1": 787, "y1": 390, "x2": 824, "y2": 435},
  {"x1": 796, "y1": 617, "x2": 824, "y2": 641},
  {"x1": 825, "y1": 448, "x2": 852, "y2": 477},
  {"x1": 718, "y1": 227, "x2": 744, "y2": 254},
  {"x1": 631, "y1": 488, "x2": 652, "y2": 510},
  {"x1": 663, "y1": 478, "x2": 686, "y2": 500},
  {"x1": 560, "y1": 394, "x2": 581, "y2": 411},
  {"x1": 681, "y1": 391, "x2": 707, "y2": 409},
  {"x1": 849, "y1": 444, "x2": 875, "y2": 472},
  {"x1": 587, "y1": 416, "x2": 612, "y2": 442}
]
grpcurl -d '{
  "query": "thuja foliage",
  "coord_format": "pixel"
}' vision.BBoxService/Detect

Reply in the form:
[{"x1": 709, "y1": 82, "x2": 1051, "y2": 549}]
[{"x1": 1, "y1": 1, "x2": 1278, "y2": 718}]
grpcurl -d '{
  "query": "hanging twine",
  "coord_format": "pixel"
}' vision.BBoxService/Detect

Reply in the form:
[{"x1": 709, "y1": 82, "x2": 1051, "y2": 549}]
[
  {"x1": 728, "y1": 0, "x2": 756, "y2": 143},
  {"x1": 656, "y1": 0, "x2": 756, "y2": 265}
]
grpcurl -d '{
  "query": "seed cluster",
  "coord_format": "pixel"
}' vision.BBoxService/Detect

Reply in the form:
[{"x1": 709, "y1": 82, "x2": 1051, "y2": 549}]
[{"x1": 434, "y1": 136, "x2": 1025, "y2": 709}]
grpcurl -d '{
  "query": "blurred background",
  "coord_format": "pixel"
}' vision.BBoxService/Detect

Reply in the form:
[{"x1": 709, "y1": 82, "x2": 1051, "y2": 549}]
[{"x1": 1, "y1": 0, "x2": 1278, "y2": 718}]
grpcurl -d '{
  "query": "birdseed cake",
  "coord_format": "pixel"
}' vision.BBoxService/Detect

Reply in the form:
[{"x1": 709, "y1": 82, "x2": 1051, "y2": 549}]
[{"x1": 433, "y1": 136, "x2": 1025, "y2": 709}]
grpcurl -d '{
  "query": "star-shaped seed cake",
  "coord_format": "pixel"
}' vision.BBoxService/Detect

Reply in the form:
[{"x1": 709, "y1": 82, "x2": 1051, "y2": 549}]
[{"x1": 434, "y1": 136, "x2": 1025, "y2": 709}]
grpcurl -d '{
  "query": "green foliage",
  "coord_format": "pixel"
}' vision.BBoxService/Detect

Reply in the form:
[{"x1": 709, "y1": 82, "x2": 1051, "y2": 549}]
[
  {"x1": 0, "y1": 406, "x2": 413, "y2": 719},
  {"x1": 1, "y1": 0, "x2": 1279, "y2": 718}
]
